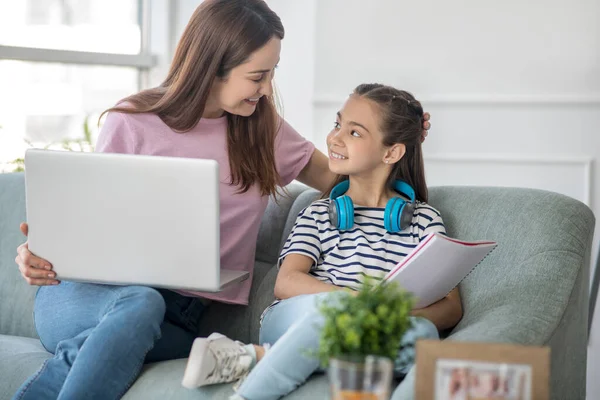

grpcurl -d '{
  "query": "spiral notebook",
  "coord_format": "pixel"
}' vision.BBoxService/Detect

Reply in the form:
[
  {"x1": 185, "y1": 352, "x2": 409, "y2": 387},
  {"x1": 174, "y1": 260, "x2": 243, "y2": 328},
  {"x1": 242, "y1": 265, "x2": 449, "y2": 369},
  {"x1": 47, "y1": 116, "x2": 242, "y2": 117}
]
[{"x1": 384, "y1": 233, "x2": 497, "y2": 308}]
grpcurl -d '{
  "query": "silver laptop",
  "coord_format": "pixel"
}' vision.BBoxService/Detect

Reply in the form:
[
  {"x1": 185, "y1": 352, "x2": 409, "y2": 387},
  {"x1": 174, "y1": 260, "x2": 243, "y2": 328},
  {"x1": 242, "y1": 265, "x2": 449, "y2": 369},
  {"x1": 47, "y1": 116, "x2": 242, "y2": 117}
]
[{"x1": 24, "y1": 149, "x2": 249, "y2": 292}]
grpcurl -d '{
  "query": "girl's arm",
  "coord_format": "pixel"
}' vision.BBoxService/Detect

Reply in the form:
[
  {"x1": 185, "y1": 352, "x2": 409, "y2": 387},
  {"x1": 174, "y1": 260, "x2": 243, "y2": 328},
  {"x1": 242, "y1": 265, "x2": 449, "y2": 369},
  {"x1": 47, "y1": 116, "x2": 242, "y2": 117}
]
[
  {"x1": 410, "y1": 287, "x2": 463, "y2": 331},
  {"x1": 296, "y1": 149, "x2": 336, "y2": 193},
  {"x1": 274, "y1": 253, "x2": 341, "y2": 299}
]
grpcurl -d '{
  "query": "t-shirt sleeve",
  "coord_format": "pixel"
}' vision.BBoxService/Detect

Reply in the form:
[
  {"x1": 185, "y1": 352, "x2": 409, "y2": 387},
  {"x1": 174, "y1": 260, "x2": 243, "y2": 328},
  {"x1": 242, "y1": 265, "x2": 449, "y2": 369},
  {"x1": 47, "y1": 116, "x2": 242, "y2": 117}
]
[
  {"x1": 95, "y1": 112, "x2": 137, "y2": 154},
  {"x1": 421, "y1": 214, "x2": 447, "y2": 239},
  {"x1": 274, "y1": 118, "x2": 316, "y2": 186},
  {"x1": 278, "y1": 206, "x2": 322, "y2": 268}
]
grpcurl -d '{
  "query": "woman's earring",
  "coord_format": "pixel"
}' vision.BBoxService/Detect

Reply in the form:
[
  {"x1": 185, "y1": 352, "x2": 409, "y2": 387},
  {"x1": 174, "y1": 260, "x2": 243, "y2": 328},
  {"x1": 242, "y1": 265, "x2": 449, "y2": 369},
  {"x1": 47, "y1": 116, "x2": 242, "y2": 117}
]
[{"x1": 384, "y1": 160, "x2": 389, "y2": 164}]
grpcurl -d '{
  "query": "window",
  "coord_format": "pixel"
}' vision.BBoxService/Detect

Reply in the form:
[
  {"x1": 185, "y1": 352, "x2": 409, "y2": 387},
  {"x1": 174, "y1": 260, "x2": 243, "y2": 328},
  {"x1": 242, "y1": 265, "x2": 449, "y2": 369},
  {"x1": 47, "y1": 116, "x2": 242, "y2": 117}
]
[
  {"x1": 0, "y1": 0, "x2": 141, "y2": 54},
  {"x1": 0, "y1": 0, "x2": 157, "y2": 171}
]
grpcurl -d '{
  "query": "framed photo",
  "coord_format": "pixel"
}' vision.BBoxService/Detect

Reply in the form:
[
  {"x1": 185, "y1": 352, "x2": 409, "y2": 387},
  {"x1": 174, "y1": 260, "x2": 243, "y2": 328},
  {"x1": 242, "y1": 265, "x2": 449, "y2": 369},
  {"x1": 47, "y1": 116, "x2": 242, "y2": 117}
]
[{"x1": 416, "y1": 340, "x2": 550, "y2": 400}]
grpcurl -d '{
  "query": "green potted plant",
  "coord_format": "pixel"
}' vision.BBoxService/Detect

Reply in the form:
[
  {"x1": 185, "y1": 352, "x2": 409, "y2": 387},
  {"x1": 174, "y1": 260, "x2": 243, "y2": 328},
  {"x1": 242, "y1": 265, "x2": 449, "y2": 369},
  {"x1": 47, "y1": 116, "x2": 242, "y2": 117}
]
[
  {"x1": 6, "y1": 115, "x2": 96, "y2": 173},
  {"x1": 317, "y1": 280, "x2": 414, "y2": 400}
]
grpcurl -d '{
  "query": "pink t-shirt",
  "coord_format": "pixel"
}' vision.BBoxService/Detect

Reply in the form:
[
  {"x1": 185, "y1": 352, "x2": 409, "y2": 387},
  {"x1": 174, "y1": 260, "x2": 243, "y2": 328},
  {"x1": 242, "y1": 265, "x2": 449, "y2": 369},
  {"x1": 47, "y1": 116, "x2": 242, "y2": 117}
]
[{"x1": 95, "y1": 111, "x2": 315, "y2": 305}]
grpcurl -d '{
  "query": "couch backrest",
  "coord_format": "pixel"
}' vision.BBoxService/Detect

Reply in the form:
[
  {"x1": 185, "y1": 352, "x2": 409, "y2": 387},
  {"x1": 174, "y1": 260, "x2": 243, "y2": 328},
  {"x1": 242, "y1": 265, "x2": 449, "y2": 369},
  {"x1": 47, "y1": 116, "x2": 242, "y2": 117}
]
[
  {"x1": 275, "y1": 186, "x2": 594, "y2": 342},
  {"x1": 1, "y1": 174, "x2": 595, "y2": 366},
  {"x1": 273, "y1": 185, "x2": 594, "y2": 400},
  {"x1": 254, "y1": 185, "x2": 311, "y2": 267}
]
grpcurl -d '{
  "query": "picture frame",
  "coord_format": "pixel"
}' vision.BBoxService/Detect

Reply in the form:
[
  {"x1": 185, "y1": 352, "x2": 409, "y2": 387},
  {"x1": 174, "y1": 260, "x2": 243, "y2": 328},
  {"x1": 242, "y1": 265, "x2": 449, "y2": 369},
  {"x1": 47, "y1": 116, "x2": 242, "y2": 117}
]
[{"x1": 415, "y1": 340, "x2": 550, "y2": 400}]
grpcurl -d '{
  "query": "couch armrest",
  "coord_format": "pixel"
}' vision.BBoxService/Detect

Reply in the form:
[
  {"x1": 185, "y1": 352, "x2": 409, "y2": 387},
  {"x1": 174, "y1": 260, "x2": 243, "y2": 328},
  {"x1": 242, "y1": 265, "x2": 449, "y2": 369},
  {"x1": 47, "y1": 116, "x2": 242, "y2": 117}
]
[
  {"x1": 0, "y1": 173, "x2": 39, "y2": 338},
  {"x1": 393, "y1": 186, "x2": 595, "y2": 400}
]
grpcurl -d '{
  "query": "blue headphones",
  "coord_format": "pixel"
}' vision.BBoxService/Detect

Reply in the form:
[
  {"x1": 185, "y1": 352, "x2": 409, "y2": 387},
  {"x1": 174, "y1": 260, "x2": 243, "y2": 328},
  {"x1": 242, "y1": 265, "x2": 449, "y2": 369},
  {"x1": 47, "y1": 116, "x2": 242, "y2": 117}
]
[{"x1": 328, "y1": 180, "x2": 416, "y2": 233}]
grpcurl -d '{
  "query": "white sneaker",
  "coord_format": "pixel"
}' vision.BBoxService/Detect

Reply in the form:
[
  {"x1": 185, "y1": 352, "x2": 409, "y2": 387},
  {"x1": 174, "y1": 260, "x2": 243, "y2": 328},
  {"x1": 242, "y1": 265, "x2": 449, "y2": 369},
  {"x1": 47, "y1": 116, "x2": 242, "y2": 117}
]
[{"x1": 181, "y1": 333, "x2": 255, "y2": 389}]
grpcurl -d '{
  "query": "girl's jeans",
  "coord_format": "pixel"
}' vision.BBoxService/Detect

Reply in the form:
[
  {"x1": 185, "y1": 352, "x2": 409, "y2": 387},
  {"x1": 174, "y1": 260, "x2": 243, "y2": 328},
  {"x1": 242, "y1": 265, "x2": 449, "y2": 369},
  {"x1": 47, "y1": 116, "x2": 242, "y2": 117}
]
[
  {"x1": 12, "y1": 281, "x2": 207, "y2": 400},
  {"x1": 236, "y1": 291, "x2": 439, "y2": 400}
]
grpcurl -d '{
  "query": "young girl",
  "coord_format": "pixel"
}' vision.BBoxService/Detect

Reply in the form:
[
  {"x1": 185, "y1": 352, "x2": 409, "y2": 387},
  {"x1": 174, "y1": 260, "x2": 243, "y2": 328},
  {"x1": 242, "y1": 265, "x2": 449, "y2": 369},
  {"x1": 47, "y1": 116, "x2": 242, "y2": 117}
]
[{"x1": 183, "y1": 84, "x2": 462, "y2": 400}]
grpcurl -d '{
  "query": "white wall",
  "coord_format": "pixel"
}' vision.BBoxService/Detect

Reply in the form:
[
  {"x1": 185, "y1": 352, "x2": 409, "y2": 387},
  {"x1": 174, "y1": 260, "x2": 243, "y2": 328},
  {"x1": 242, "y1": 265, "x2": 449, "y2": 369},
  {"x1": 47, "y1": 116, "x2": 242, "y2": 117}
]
[
  {"x1": 276, "y1": 0, "x2": 600, "y2": 398},
  {"x1": 308, "y1": 0, "x2": 599, "y2": 271},
  {"x1": 264, "y1": 0, "x2": 316, "y2": 138},
  {"x1": 175, "y1": 0, "x2": 600, "y2": 397},
  {"x1": 147, "y1": 0, "x2": 172, "y2": 88}
]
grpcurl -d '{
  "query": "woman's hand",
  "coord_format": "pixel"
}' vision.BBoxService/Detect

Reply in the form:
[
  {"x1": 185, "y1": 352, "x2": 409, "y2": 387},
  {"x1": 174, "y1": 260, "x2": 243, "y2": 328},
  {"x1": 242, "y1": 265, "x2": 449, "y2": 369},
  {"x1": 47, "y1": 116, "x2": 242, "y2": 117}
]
[
  {"x1": 15, "y1": 223, "x2": 59, "y2": 286},
  {"x1": 421, "y1": 112, "x2": 431, "y2": 143}
]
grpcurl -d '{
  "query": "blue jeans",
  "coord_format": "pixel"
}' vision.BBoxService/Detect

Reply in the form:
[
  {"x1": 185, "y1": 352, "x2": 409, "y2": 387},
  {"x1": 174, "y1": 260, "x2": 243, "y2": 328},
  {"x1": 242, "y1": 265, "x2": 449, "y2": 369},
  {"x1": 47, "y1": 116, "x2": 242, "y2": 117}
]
[
  {"x1": 236, "y1": 292, "x2": 439, "y2": 400},
  {"x1": 12, "y1": 281, "x2": 207, "y2": 400}
]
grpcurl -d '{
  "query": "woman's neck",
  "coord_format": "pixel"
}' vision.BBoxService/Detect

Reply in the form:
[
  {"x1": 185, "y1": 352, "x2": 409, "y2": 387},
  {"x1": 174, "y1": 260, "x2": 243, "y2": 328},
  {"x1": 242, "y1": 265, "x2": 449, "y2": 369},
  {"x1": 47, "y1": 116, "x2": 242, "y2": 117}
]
[
  {"x1": 203, "y1": 91, "x2": 225, "y2": 119},
  {"x1": 343, "y1": 175, "x2": 396, "y2": 208}
]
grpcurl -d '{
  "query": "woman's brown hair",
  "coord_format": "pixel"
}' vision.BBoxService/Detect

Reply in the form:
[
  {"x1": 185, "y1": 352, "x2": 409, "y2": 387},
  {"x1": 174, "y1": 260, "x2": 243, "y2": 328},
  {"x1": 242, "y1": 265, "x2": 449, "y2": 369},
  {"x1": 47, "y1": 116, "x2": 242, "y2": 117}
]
[
  {"x1": 100, "y1": 0, "x2": 284, "y2": 196},
  {"x1": 324, "y1": 83, "x2": 428, "y2": 203}
]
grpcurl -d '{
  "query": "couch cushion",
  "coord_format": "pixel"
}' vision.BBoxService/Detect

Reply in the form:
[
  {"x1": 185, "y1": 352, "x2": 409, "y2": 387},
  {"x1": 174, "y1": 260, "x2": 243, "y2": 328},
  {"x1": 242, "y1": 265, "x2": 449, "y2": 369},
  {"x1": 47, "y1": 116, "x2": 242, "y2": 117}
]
[
  {"x1": 0, "y1": 335, "x2": 52, "y2": 400},
  {"x1": 122, "y1": 359, "x2": 330, "y2": 400},
  {"x1": 0, "y1": 333, "x2": 330, "y2": 400},
  {"x1": 123, "y1": 359, "x2": 234, "y2": 400}
]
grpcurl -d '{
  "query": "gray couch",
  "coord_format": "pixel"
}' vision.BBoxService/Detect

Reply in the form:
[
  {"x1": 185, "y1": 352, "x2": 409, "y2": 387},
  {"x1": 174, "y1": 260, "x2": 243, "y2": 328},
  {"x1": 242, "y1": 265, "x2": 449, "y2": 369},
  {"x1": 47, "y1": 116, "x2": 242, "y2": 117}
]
[{"x1": 0, "y1": 172, "x2": 595, "y2": 400}]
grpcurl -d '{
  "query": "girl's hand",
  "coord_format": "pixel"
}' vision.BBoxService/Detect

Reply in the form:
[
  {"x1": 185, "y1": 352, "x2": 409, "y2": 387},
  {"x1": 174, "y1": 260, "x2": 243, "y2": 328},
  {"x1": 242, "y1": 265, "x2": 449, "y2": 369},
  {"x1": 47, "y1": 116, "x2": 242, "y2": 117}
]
[
  {"x1": 410, "y1": 288, "x2": 462, "y2": 331},
  {"x1": 15, "y1": 223, "x2": 59, "y2": 286},
  {"x1": 421, "y1": 112, "x2": 431, "y2": 143}
]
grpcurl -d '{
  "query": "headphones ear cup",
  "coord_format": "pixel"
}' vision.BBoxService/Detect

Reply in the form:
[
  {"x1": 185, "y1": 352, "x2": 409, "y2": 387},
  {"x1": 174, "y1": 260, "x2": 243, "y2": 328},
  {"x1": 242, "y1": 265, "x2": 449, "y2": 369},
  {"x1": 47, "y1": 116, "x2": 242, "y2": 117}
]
[
  {"x1": 328, "y1": 199, "x2": 340, "y2": 228},
  {"x1": 384, "y1": 197, "x2": 401, "y2": 232},
  {"x1": 399, "y1": 202, "x2": 415, "y2": 231},
  {"x1": 336, "y1": 195, "x2": 354, "y2": 230},
  {"x1": 384, "y1": 199, "x2": 393, "y2": 232},
  {"x1": 384, "y1": 180, "x2": 417, "y2": 233}
]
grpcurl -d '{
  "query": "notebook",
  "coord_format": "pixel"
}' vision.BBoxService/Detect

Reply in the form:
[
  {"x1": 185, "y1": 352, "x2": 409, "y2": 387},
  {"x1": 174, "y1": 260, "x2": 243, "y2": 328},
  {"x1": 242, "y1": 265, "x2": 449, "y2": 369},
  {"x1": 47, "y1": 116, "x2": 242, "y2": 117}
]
[{"x1": 384, "y1": 233, "x2": 497, "y2": 308}]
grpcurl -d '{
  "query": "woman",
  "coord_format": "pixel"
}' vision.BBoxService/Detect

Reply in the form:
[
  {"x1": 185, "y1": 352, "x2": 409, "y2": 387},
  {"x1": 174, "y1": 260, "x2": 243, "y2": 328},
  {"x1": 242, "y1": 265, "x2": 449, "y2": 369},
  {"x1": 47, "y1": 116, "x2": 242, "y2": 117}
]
[{"x1": 13, "y1": 1, "x2": 431, "y2": 399}]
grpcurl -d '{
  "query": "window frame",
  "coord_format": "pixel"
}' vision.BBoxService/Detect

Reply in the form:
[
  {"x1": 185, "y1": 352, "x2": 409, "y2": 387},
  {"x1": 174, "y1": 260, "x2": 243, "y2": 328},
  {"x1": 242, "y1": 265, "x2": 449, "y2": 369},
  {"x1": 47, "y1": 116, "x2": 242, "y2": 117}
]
[{"x1": 0, "y1": 0, "x2": 168, "y2": 90}]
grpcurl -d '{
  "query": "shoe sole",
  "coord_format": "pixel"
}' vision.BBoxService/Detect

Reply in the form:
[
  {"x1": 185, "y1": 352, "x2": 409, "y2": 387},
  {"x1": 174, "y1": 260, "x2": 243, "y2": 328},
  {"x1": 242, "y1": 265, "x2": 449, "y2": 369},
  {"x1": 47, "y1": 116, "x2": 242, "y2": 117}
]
[{"x1": 181, "y1": 337, "x2": 212, "y2": 389}]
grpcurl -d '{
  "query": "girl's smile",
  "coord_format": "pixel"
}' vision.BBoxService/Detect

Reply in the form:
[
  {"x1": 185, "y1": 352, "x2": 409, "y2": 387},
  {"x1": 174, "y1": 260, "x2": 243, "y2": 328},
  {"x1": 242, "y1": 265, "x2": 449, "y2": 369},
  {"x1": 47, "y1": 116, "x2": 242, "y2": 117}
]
[{"x1": 328, "y1": 149, "x2": 347, "y2": 160}]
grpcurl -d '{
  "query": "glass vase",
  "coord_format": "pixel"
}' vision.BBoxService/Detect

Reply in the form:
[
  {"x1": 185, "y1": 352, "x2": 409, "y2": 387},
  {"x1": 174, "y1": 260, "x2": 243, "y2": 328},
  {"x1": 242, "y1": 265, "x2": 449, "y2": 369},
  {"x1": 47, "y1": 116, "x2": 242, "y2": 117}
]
[{"x1": 328, "y1": 355, "x2": 394, "y2": 400}]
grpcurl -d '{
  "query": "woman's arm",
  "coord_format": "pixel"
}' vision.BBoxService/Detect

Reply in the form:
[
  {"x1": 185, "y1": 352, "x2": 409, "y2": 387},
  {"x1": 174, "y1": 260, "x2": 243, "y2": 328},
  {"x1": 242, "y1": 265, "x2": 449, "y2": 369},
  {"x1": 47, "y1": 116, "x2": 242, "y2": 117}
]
[
  {"x1": 296, "y1": 149, "x2": 336, "y2": 193},
  {"x1": 274, "y1": 253, "x2": 341, "y2": 299},
  {"x1": 411, "y1": 287, "x2": 463, "y2": 331}
]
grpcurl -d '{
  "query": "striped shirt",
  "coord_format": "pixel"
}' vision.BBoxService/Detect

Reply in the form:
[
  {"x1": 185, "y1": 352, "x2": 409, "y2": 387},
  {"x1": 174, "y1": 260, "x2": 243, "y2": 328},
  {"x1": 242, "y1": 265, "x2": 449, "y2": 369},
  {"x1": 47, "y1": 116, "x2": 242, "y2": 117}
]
[{"x1": 261, "y1": 198, "x2": 446, "y2": 322}]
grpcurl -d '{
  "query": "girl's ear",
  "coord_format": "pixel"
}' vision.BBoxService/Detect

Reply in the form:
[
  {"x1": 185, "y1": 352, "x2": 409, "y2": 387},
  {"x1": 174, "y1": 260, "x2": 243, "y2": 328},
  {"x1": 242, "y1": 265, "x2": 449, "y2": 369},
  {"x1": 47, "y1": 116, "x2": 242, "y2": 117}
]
[{"x1": 383, "y1": 143, "x2": 406, "y2": 164}]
